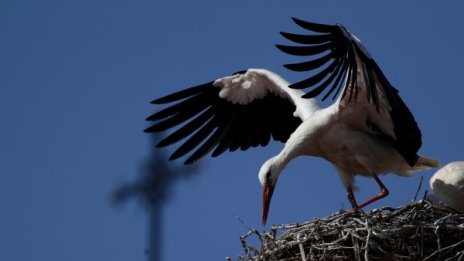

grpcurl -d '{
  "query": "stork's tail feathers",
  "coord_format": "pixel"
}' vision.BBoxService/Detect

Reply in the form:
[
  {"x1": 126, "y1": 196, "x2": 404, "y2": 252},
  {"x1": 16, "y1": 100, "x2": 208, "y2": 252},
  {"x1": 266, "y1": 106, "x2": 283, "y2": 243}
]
[
  {"x1": 396, "y1": 156, "x2": 439, "y2": 176},
  {"x1": 411, "y1": 156, "x2": 440, "y2": 172}
]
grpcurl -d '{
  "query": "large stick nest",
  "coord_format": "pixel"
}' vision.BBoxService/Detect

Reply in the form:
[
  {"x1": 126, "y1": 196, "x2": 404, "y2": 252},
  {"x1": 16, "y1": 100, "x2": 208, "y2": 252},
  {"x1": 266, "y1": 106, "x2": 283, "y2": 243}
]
[{"x1": 232, "y1": 198, "x2": 464, "y2": 260}]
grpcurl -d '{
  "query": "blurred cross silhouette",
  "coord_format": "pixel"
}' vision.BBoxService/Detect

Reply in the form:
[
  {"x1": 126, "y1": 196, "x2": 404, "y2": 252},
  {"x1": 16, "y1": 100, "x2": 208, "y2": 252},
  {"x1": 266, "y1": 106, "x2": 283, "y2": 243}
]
[{"x1": 110, "y1": 133, "x2": 199, "y2": 261}]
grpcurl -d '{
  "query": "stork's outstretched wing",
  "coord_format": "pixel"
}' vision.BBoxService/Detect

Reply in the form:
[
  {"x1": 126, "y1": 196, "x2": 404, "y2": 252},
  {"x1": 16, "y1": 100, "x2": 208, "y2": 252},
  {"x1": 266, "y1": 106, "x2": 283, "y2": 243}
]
[
  {"x1": 278, "y1": 18, "x2": 422, "y2": 166},
  {"x1": 145, "y1": 69, "x2": 319, "y2": 164}
]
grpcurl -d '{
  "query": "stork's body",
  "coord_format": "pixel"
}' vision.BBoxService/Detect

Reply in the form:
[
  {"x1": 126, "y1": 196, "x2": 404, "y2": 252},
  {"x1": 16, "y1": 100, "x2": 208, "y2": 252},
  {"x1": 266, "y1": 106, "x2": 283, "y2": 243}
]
[
  {"x1": 280, "y1": 108, "x2": 411, "y2": 178},
  {"x1": 145, "y1": 19, "x2": 439, "y2": 225}
]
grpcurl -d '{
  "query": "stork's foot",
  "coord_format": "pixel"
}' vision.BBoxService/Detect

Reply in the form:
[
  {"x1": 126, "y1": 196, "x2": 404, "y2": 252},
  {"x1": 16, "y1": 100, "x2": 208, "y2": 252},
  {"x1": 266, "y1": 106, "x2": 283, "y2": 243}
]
[
  {"x1": 352, "y1": 175, "x2": 390, "y2": 210},
  {"x1": 347, "y1": 186, "x2": 359, "y2": 210},
  {"x1": 357, "y1": 187, "x2": 389, "y2": 209},
  {"x1": 346, "y1": 175, "x2": 390, "y2": 211}
]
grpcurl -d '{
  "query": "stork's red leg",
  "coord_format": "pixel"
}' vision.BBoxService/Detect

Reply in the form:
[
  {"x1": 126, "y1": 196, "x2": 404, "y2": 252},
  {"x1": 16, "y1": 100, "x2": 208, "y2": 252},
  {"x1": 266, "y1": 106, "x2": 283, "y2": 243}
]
[
  {"x1": 355, "y1": 174, "x2": 389, "y2": 210},
  {"x1": 347, "y1": 186, "x2": 359, "y2": 209}
]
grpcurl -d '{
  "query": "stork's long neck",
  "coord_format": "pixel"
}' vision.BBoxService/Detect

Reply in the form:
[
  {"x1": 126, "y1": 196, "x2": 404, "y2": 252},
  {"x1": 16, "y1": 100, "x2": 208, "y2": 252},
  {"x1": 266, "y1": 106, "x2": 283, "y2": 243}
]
[
  {"x1": 273, "y1": 135, "x2": 308, "y2": 175},
  {"x1": 274, "y1": 116, "x2": 325, "y2": 174},
  {"x1": 274, "y1": 149, "x2": 295, "y2": 173}
]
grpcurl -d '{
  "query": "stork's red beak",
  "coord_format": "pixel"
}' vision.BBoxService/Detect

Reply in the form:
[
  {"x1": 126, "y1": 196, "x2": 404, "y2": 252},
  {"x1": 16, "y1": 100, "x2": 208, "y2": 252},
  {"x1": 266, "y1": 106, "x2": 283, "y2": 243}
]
[{"x1": 261, "y1": 184, "x2": 275, "y2": 225}]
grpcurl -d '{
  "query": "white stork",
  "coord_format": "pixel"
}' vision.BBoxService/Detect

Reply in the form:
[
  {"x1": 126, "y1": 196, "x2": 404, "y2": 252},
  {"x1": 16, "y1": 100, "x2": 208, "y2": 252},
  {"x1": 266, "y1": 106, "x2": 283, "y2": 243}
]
[
  {"x1": 430, "y1": 161, "x2": 464, "y2": 211},
  {"x1": 145, "y1": 18, "x2": 439, "y2": 225}
]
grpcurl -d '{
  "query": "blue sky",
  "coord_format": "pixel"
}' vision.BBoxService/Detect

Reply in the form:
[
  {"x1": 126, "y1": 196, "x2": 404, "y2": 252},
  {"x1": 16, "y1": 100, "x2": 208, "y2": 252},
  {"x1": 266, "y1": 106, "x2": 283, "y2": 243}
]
[{"x1": 1, "y1": 1, "x2": 464, "y2": 260}]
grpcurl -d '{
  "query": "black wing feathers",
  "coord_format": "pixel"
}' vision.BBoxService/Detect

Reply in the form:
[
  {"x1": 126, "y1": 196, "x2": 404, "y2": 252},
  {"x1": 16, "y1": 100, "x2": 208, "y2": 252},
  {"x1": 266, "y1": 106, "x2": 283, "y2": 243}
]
[
  {"x1": 277, "y1": 18, "x2": 355, "y2": 102},
  {"x1": 276, "y1": 42, "x2": 332, "y2": 56},
  {"x1": 279, "y1": 32, "x2": 332, "y2": 45},
  {"x1": 145, "y1": 80, "x2": 301, "y2": 164},
  {"x1": 283, "y1": 52, "x2": 334, "y2": 72},
  {"x1": 357, "y1": 45, "x2": 422, "y2": 165},
  {"x1": 291, "y1": 18, "x2": 335, "y2": 33},
  {"x1": 279, "y1": 18, "x2": 422, "y2": 166},
  {"x1": 151, "y1": 83, "x2": 209, "y2": 104}
]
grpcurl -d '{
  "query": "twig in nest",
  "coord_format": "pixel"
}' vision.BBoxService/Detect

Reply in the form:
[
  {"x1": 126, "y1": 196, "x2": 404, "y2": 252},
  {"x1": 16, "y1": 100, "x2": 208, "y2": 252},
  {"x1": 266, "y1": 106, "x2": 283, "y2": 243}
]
[
  {"x1": 297, "y1": 233, "x2": 306, "y2": 261},
  {"x1": 412, "y1": 175, "x2": 424, "y2": 202}
]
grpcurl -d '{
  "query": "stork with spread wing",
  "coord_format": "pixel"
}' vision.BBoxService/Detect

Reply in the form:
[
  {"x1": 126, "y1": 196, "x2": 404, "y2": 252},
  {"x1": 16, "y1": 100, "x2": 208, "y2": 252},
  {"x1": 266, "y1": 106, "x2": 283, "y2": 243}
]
[{"x1": 145, "y1": 18, "x2": 439, "y2": 225}]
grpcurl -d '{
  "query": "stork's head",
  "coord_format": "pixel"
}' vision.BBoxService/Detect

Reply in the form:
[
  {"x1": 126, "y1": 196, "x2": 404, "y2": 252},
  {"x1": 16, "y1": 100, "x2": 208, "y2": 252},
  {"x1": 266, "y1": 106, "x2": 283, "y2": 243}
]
[{"x1": 258, "y1": 156, "x2": 283, "y2": 225}]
